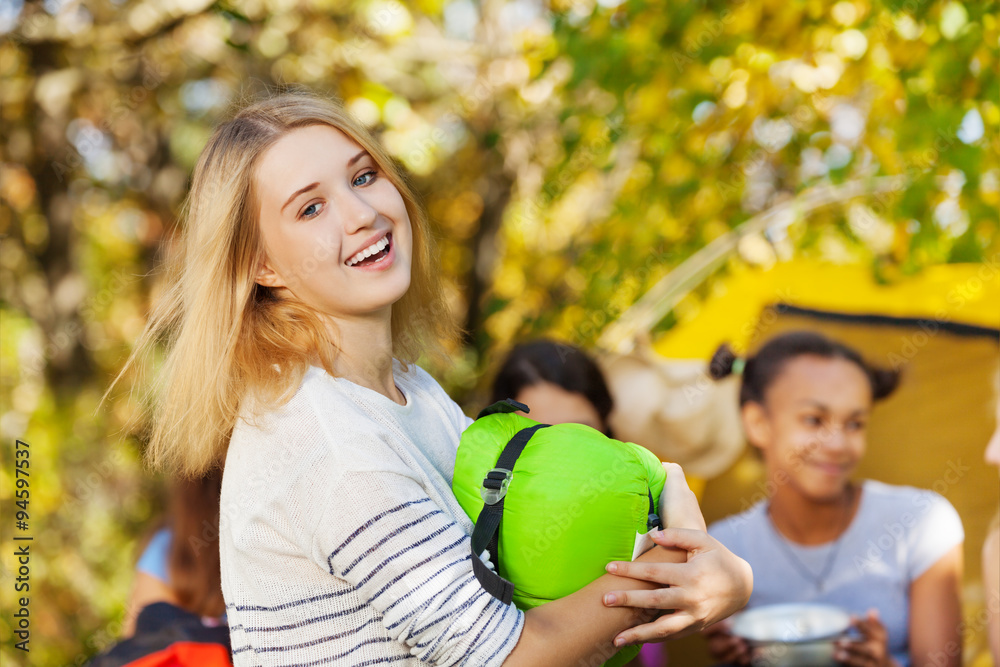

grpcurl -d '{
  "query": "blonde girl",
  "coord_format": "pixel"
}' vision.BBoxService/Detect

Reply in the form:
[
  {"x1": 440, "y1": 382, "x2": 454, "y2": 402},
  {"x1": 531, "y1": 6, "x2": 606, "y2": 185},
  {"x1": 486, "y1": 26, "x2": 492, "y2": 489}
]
[{"x1": 115, "y1": 88, "x2": 752, "y2": 666}]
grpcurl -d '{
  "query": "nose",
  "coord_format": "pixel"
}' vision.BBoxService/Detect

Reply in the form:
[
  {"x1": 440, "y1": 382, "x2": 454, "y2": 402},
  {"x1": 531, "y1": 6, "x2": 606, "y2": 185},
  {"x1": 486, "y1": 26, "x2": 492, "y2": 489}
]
[
  {"x1": 819, "y1": 423, "x2": 849, "y2": 451},
  {"x1": 338, "y1": 186, "x2": 378, "y2": 235},
  {"x1": 986, "y1": 424, "x2": 1000, "y2": 468}
]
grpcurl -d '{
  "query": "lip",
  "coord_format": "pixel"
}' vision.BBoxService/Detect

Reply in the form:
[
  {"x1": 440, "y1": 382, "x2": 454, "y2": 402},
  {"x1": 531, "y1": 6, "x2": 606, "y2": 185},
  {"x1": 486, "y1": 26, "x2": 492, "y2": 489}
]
[
  {"x1": 345, "y1": 231, "x2": 390, "y2": 267},
  {"x1": 347, "y1": 232, "x2": 395, "y2": 272},
  {"x1": 805, "y1": 460, "x2": 849, "y2": 476}
]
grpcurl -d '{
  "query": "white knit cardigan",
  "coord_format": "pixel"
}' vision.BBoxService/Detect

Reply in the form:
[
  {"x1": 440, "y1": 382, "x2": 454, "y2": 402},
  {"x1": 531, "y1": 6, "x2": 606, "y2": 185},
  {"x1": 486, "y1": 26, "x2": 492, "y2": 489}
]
[{"x1": 219, "y1": 362, "x2": 524, "y2": 666}]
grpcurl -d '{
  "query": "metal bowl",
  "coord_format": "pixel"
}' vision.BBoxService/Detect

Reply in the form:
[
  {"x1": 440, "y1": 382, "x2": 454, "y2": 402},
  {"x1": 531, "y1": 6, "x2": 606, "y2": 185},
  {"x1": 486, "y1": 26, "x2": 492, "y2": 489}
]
[{"x1": 730, "y1": 603, "x2": 852, "y2": 667}]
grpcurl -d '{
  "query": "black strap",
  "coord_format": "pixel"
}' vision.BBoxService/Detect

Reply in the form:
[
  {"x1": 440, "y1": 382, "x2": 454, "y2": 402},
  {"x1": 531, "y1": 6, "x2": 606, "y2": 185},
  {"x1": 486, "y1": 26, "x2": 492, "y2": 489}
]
[
  {"x1": 476, "y1": 398, "x2": 529, "y2": 419},
  {"x1": 468, "y1": 399, "x2": 663, "y2": 604},
  {"x1": 470, "y1": 422, "x2": 549, "y2": 604},
  {"x1": 646, "y1": 489, "x2": 661, "y2": 532}
]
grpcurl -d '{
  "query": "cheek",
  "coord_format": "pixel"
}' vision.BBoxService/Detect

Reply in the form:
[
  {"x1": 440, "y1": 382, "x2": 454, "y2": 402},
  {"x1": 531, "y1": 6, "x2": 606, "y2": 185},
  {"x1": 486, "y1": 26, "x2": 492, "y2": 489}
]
[
  {"x1": 398, "y1": 217, "x2": 414, "y2": 255},
  {"x1": 763, "y1": 429, "x2": 801, "y2": 465},
  {"x1": 271, "y1": 241, "x2": 309, "y2": 279},
  {"x1": 262, "y1": 227, "x2": 342, "y2": 289},
  {"x1": 847, "y1": 433, "x2": 866, "y2": 457},
  {"x1": 390, "y1": 197, "x2": 413, "y2": 242},
  {"x1": 776, "y1": 426, "x2": 822, "y2": 462},
  {"x1": 775, "y1": 419, "x2": 812, "y2": 447},
  {"x1": 790, "y1": 434, "x2": 817, "y2": 458},
  {"x1": 258, "y1": 221, "x2": 292, "y2": 266}
]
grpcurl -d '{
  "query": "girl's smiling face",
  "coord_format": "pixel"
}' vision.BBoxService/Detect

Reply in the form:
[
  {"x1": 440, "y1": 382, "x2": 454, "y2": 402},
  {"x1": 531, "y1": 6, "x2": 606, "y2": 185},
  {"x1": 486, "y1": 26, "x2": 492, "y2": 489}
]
[
  {"x1": 254, "y1": 124, "x2": 412, "y2": 320},
  {"x1": 742, "y1": 355, "x2": 872, "y2": 502}
]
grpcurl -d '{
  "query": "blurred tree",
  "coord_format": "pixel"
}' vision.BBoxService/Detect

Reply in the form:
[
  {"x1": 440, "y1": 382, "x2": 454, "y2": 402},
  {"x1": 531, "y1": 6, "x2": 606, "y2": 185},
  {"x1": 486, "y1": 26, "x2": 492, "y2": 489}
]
[{"x1": 483, "y1": 0, "x2": 998, "y2": 361}]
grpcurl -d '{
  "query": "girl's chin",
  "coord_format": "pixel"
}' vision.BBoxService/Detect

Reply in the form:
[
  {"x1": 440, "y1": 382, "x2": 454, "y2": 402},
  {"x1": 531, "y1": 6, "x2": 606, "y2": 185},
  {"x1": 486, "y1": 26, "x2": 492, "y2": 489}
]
[
  {"x1": 802, "y1": 482, "x2": 852, "y2": 503},
  {"x1": 781, "y1": 474, "x2": 851, "y2": 502},
  {"x1": 355, "y1": 283, "x2": 413, "y2": 314}
]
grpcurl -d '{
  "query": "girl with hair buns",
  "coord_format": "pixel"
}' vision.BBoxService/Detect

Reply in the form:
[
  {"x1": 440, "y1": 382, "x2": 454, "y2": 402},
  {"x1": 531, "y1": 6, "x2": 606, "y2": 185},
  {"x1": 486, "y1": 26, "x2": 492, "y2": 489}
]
[
  {"x1": 109, "y1": 89, "x2": 752, "y2": 666},
  {"x1": 704, "y1": 331, "x2": 964, "y2": 667}
]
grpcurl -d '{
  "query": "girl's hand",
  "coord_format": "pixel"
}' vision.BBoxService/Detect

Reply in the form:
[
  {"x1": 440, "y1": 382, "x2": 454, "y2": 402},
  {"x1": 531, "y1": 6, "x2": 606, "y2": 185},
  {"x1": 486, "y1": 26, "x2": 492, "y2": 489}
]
[
  {"x1": 704, "y1": 619, "x2": 752, "y2": 666},
  {"x1": 834, "y1": 610, "x2": 894, "y2": 667},
  {"x1": 602, "y1": 528, "x2": 752, "y2": 643},
  {"x1": 600, "y1": 463, "x2": 752, "y2": 644}
]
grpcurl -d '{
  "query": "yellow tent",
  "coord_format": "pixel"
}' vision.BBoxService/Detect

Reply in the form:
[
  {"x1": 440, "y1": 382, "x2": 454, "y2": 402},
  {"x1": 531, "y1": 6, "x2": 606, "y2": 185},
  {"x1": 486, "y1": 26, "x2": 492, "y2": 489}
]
[
  {"x1": 654, "y1": 260, "x2": 999, "y2": 359},
  {"x1": 636, "y1": 260, "x2": 999, "y2": 666}
]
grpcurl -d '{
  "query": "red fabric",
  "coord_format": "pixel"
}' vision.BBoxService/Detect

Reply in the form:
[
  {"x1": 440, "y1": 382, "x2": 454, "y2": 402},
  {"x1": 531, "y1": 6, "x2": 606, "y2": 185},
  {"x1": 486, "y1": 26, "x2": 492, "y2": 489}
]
[{"x1": 125, "y1": 642, "x2": 232, "y2": 667}]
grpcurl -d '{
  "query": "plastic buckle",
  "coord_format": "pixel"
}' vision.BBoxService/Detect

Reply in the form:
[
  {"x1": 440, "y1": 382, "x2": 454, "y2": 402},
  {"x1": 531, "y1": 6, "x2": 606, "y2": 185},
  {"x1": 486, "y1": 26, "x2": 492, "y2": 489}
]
[{"x1": 480, "y1": 468, "x2": 512, "y2": 505}]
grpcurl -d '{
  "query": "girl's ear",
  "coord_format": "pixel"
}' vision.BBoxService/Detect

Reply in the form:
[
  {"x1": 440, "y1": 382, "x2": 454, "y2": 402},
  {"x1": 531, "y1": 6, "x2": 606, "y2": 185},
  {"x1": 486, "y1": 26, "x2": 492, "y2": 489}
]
[
  {"x1": 742, "y1": 401, "x2": 771, "y2": 452},
  {"x1": 255, "y1": 261, "x2": 285, "y2": 288}
]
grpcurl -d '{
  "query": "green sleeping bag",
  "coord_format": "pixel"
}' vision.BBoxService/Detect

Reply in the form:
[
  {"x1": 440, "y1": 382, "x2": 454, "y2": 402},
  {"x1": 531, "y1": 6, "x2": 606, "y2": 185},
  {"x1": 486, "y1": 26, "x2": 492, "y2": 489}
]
[{"x1": 452, "y1": 399, "x2": 668, "y2": 666}]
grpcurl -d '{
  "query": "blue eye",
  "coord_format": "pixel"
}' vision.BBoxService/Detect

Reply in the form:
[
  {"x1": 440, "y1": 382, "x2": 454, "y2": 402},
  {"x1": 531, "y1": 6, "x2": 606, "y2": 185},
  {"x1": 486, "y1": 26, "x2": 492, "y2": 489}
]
[
  {"x1": 300, "y1": 202, "x2": 323, "y2": 219},
  {"x1": 353, "y1": 170, "x2": 377, "y2": 187}
]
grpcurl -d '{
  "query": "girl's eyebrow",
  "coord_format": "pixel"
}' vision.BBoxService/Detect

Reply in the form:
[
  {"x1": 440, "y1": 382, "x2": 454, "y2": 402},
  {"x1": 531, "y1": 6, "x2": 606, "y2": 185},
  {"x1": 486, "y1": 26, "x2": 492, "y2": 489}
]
[
  {"x1": 281, "y1": 182, "x2": 319, "y2": 214},
  {"x1": 796, "y1": 399, "x2": 869, "y2": 417},
  {"x1": 279, "y1": 151, "x2": 371, "y2": 214},
  {"x1": 347, "y1": 149, "x2": 369, "y2": 166}
]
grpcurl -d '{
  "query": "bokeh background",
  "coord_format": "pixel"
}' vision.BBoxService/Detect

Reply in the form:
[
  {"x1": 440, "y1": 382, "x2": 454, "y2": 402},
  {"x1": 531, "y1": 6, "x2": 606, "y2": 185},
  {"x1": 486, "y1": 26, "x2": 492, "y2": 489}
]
[{"x1": 0, "y1": 0, "x2": 998, "y2": 664}]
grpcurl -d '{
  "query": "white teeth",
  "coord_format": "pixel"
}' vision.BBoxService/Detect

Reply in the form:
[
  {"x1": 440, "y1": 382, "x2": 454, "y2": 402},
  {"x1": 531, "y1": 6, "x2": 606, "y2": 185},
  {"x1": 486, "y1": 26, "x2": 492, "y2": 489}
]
[{"x1": 347, "y1": 236, "x2": 389, "y2": 266}]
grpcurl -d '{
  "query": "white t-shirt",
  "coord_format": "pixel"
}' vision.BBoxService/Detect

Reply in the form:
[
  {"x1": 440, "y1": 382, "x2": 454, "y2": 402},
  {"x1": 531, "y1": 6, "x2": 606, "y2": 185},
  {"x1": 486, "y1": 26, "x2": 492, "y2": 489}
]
[
  {"x1": 708, "y1": 479, "x2": 964, "y2": 667},
  {"x1": 219, "y1": 362, "x2": 524, "y2": 666}
]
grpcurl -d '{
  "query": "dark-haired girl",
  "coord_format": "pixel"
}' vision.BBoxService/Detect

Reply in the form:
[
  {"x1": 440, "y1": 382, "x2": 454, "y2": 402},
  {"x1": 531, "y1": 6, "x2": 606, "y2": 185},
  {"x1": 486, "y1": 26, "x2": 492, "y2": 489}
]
[
  {"x1": 704, "y1": 331, "x2": 963, "y2": 667},
  {"x1": 489, "y1": 340, "x2": 665, "y2": 667},
  {"x1": 490, "y1": 340, "x2": 614, "y2": 435}
]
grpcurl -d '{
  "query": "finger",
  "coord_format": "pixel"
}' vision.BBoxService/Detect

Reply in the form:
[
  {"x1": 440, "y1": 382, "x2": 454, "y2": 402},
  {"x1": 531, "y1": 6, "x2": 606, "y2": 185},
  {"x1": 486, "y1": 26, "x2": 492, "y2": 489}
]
[
  {"x1": 606, "y1": 558, "x2": 688, "y2": 585},
  {"x1": 713, "y1": 636, "x2": 752, "y2": 664},
  {"x1": 661, "y1": 463, "x2": 707, "y2": 531},
  {"x1": 708, "y1": 639, "x2": 741, "y2": 664},
  {"x1": 834, "y1": 640, "x2": 877, "y2": 667},
  {"x1": 613, "y1": 612, "x2": 699, "y2": 644},
  {"x1": 852, "y1": 611, "x2": 887, "y2": 642},
  {"x1": 603, "y1": 586, "x2": 685, "y2": 610},
  {"x1": 848, "y1": 613, "x2": 868, "y2": 634},
  {"x1": 648, "y1": 527, "x2": 717, "y2": 554},
  {"x1": 863, "y1": 609, "x2": 886, "y2": 636},
  {"x1": 706, "y1": 633, "x2": 733, "y2": 652},
  {"x1": 728, "y1": 639, "x2": 753, "y2": 665},
  {"x1": 703, "y1": 618, "x2": 734, "y2": 637}
]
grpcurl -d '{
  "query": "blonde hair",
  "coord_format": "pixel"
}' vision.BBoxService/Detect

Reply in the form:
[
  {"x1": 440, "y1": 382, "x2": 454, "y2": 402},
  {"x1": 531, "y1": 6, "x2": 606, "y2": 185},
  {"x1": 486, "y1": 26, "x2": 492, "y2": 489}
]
[{"x1": 112, "y1": 87, "x2": 455, "y2": 478}]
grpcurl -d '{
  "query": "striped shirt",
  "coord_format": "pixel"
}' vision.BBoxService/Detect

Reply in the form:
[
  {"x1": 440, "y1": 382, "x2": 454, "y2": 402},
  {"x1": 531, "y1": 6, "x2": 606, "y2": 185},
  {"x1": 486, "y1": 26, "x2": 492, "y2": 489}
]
[{"x1": 219, "y1": 362, "x2": 524, "y2": 666}]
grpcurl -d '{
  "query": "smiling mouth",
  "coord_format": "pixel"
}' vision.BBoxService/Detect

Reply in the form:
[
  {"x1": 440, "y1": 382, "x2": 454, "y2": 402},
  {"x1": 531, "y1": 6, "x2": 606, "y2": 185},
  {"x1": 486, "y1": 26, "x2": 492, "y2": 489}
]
[
  {"x1": 806, "y1": 460, "x2": 848, "y2": 475},
  {"x1": 346, "y1": 233, "x2": 392, "y2": 267}
]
